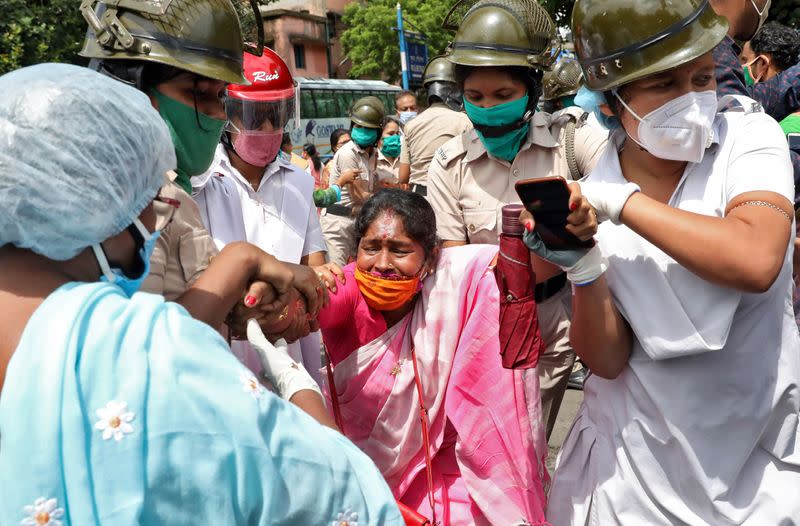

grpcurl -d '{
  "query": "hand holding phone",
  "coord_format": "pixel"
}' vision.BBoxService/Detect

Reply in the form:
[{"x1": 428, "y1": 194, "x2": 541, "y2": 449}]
[{"x1": 515, "y1": 177, "x2": 595, "y2": 250}]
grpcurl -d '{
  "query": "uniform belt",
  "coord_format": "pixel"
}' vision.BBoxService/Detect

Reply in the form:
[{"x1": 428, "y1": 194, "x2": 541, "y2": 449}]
[
  {"x1": 411, "y1": 184, "x2": 427, "y2": 196},
  {"x1": 535, "y1": 272, "x2": 567, "y2": 302},
  {"x1": 326, "y1": 204, "x2": 352, "y2": 217}
]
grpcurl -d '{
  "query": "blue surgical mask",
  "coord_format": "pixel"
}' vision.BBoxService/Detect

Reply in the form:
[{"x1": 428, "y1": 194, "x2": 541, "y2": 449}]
[
  {"x1": 464, "y1": 94, "x2": 530, "y2": 161},
  {"x1": 399, "y1": 111, "x2": 418, "y2": 125},
  {"x1": 92, "y1": 218, "x2": 160, "y2": 297},
  {"x1": 351, "y1": 126, "x2": 379, "y2": 148},
  {"x1": 380, "y1": 134, "x2": 402, "y2": 158}
]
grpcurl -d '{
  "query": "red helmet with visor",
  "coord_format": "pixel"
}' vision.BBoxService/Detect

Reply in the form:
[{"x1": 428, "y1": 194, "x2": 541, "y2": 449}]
[{"x1": 225, "y1": 48, "x2": 296, "y2": 133}]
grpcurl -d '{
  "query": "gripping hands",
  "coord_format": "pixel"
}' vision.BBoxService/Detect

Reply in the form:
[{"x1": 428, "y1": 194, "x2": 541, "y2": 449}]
[{"x1": 247, "y1": 319, "x2": 322, "y2": 401}]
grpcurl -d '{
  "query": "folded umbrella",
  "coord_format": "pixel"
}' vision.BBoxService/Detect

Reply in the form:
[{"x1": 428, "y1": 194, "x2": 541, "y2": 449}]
[{"x1": 495, "y1": 205, "x2": 545, "y2": 369}]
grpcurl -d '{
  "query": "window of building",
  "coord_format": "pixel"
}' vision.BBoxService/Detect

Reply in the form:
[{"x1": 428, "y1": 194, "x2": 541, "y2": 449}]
[{"x1": 293, "y1": 44, "x2": 306, "y2": 70}]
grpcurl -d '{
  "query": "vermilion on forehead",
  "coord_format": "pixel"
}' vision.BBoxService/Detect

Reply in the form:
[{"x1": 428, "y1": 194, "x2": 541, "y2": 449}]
[{"x1": 378, "y1": 212, "x2": 393, "y2": 234}]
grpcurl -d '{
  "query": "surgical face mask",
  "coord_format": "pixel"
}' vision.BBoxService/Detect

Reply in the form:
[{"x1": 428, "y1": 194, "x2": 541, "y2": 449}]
[
  {"x1": 380, "y1": 134, "x2": 402, "y2": 158},
  {"x1": 743, "y1": 56, "x2": 767, "y2": 86},
  {"x1": 150, "y1": 89, "x2": 226, "y2": 194},
  {"x1": 399, "y1": 111, "x2": 418, "y2": 125},
  {"x1": 751, "y1": 0, "x2": 771, "y2": 36},
  {"x1": 464, "y1": 94, "x2": 530, "y2": 161},
  {"x1": 92, "y1": 218, "x2": 160, "y2": 298},
  {"x1": 232, "y1": 129, "x2": 283, "y2": 166},
  {"x1": 354, "y1": 267, "x2": 421, "y2": 311},
  {"x1": 575, "y1": 86, "x2": 620, "y2": 129},
  {"x1": 614, "y1": 90, "x2": 717, "y2": 163},
  {"x1": 351, "y1": 126, "x2": 379, "y2": 148}
]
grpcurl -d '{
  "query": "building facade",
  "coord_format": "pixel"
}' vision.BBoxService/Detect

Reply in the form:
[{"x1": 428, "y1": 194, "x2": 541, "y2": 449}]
[{"x1": 260, "y1": 0, "x2": 353, "y2": 78}]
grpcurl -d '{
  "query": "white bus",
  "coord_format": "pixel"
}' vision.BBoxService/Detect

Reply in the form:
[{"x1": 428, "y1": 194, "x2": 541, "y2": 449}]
[{"x1": 287, "y1": 78, "x2": 401, "y2": 158}]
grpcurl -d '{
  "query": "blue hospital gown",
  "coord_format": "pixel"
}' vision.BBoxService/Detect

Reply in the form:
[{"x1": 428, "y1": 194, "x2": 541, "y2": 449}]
[{"x1": 0, "y1": 282, "x2": 402, "y2": 525}]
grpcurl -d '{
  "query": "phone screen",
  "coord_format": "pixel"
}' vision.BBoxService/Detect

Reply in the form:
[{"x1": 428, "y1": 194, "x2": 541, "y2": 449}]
[{"x1": 514, "y1": 177, "x2": 594, "y2": 250}]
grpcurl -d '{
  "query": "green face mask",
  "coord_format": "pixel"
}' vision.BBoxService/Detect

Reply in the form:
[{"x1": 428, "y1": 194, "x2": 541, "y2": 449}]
[
  {"x1": 150, "y1": 89, "x2": 226, "y2": 194},
  {"x1": 743, "y1": 64, "x2": 756, "y2": 87},
  {"x1": 464, "y1": 94, "x2": 530, "y2": 162},
  {"x1": 380, "y1": 134, "x2": 402, "y2": 158},
  {"x1": 561, "y1": 95, "x2": 577, "y2": 108},
  {"x1": 351, "y1": 126, "x2": 379, "y2": 148}
]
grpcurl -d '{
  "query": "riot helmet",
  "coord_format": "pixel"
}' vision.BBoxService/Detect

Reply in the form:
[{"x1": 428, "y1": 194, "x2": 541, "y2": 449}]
[
  {"x1": 79, "y1": 0, "x2": 265, "y2": 87},
  {"x1": 572, "y1": 0, "x2": 728, "y2": 91},
  {"x1": 423, "y1": 56, "x2": 464, "y2": 111},
  {"x1": 349, "y1": 96, "x2": 386, "y2": 129}
]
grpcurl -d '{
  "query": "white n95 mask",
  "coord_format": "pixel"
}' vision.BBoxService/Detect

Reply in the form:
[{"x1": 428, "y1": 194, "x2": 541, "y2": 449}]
[{"x1": 615, "y1": 90, "x2": 718, "y2": 164}]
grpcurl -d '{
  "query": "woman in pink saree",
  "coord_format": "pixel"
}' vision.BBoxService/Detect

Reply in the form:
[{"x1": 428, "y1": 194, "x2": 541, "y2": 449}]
[{"x1": 316, "y1": 189, "x2": 550, "y2": 525}]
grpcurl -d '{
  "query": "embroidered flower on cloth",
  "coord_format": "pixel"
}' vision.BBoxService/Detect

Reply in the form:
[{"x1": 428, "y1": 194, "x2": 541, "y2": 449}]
[
  {"x1": 331, "y1": 509, "x2": 358, "y2": 526},
  {"x1": 21, "y1": 497, "x2": 64, "y2": 526},
  {"x1": 95, "y1": 400, "x2": 135, "y2": 442},
  {"x1": 240, "y1": 372, "x2": 265, "y2": 399},
  {"x1": 389, "y1": 359, "x2": 405, "y2": 376}
]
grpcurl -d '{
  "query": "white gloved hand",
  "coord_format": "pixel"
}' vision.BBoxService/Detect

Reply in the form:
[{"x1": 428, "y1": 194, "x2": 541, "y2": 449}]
[
  {"x1": 578, "y1": 180, "x2": 640, "y2": 224},
  {"x1": 523, "y1": 229, "x2": 608, "y2": 285},
  {"x1": 247, "y1": 319, "x2": 322, "y2": 401},
  {"x1": 564, "y1": 244, "x2": 608, "y2": 285}
]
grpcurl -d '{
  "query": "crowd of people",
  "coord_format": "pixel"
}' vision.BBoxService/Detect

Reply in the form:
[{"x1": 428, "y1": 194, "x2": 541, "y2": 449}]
[{"x1": 0, "y1": 0, "x2": 799, "y2": 524}]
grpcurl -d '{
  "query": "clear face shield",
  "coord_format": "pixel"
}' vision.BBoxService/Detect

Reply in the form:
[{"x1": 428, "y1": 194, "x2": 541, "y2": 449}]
[{"x1": 224, "y1": 95, "x2": 296, "y2": 134}]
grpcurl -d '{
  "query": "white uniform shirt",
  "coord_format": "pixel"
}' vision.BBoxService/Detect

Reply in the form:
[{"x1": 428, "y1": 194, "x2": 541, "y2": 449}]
[
  {"x1": 193, "y1": 144, "x2": 326, "y2": 261},
  {"x1": 192, "y1": 145, "x2": 326, "y2": 383},
  {"x1": 548, "y1": 104, "x2": 800, "y2": 525}
]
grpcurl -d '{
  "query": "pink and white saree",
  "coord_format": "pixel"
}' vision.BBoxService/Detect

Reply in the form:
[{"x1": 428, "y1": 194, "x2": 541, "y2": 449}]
[{"x1": 323, "y1": 244, "x2": 550, "y2": 525}]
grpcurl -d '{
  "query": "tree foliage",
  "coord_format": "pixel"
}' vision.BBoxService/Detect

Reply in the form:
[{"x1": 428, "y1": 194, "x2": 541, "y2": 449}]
[
  {"x1": 341, "y1": 0, "x2": 454, "y2": 82},
  {"x1": 539, "y1": 0, "x2": 576, "y2": 27},
  {"x1": 770, "y1": 0, "x2": 800, "y2": 29},
  {"x1": 0, "y1": 0, "x2": 87, "y2": 75}
]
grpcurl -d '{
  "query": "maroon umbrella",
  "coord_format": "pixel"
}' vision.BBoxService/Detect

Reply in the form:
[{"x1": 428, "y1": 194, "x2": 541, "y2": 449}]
[{"x1": 494, "y1": 205, "x2": 544, "y2": 369}]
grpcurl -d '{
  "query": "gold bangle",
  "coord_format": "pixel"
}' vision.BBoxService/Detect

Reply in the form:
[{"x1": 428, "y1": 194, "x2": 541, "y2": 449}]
[{"x1": 729, "y1": 200, "x2": 792, "y2": 223}]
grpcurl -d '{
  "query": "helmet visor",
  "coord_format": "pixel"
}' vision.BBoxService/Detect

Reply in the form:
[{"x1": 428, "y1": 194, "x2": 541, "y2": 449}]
[{"x1": 224, "y1": 95, "x2": 296, "y2": 132}]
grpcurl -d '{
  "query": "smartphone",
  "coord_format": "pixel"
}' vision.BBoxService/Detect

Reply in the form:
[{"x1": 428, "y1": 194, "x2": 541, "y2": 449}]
[
  {"x1": 788, "y1": 133, "x2": 800, "y2": 151},
  {"x1": 514, "y1": 176, "x2": 595, "y2": 250}
]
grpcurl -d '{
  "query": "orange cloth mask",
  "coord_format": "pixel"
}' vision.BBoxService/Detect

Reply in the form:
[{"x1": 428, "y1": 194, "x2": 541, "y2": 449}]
[{"x1": 354, "y1": 267, "x2": 421, "y2": 311}]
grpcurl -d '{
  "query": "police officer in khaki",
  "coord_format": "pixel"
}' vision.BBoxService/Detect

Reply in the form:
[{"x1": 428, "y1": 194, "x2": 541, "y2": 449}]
[
  {"x1": 399, "y1": 56, "x2": 473, "y2": 196},
  {"x1": 79, "y1": 0, "x2": 327, "y2": 333},
  {"x1": 427, "y1": 0, "x2": 608, "y2": 440},
  {"x1": 79, "y1": 0, "x2": 260, "y2": 302},
  {"x1": 321, "y1": 96, "x2": 385, "y2": 266}
]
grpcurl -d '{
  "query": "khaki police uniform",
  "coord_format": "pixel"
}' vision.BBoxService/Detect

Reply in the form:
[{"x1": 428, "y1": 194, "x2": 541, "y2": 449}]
[
  {"x1": 290, "y1": 151, "x2": 309, "y2": 171},
  {"x1": 375, "y1": 148, "x2": 402, "y2": 185},
  {"x1": 320, "y1": 140, "x2": 377, "y2": 266},
  {"x1": 427, "y1": 107, "x2": 608, "y2": 440},
  {"x1": 142, "y1": 170, "x2": 219, "y2": 301},
  {"x1": 401, "y1": 102, "x2": 473, "y2": 195}
]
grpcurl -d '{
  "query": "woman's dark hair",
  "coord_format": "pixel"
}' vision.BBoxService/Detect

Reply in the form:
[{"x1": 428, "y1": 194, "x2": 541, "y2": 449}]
[
  {"x1": 750, "y1": 22, "x2": 800, "y2": 72},
  {"x1": 329, "y1": 128, "x2": 350, "y2": 153},
  {"x1": 355, "y1": 189, "x2": 439, "y2": 260},
  {"x1": 454, "y1": 65, "x2": 543, "y2": 108},
  {"x1": 603, "y1": 89, "x2": 623, "y2": 118},
  {"x1": 303, "y1": 143, "x2": 322, "y2": 171},
  {"x1": 384, "y1": 115, "x2": 403, "y2": 130}
]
